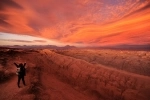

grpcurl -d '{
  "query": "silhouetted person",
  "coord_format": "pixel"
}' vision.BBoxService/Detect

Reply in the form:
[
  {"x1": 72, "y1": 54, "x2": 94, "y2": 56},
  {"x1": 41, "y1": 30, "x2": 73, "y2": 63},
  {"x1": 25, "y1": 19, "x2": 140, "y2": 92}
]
[{"x1": 14, "y1": 62, "x2": 26, "y2": 88}]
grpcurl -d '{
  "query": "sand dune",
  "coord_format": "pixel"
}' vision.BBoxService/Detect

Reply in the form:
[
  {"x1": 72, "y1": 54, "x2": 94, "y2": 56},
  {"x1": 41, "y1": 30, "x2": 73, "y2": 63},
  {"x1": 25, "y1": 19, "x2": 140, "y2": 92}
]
[{"x1": 0, "y1": 48, "x2": 150, "y2": 100}]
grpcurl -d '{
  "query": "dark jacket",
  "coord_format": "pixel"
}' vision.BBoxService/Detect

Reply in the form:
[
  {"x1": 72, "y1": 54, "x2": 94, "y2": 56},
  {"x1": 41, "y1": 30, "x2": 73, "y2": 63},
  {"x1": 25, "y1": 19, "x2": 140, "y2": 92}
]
[
  {"x1": 20, "y1": 66, "x2": 26, "y2": 76},
  {"x1": 14, "y1": 63, "x2": 26, "y2": 76}
]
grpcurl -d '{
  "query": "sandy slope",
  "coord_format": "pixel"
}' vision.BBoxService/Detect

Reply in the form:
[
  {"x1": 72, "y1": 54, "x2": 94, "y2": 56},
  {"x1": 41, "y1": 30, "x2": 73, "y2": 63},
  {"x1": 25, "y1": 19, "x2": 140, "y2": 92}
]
[
  {"x1": 39, "y1": 49, "x2": 150, "y2": 100},
  {"x1": 41, "y1": 72, "x2": 97, "y2": 100},
  {"x1": 55, "y1": 49, "x2": 150, "y2": 76},
  {"x1": 0, "y1": 70, "x2": 34, "y2": 100},
  {"x1": 0, "y1": 49, "x2": 150, "y2": 100},
  {"x1": 0, "y1": 76, "x2": 22, "y2": 100},
  {"x1": 0, "y1": 49, "x2": 99, "y2": 100}
]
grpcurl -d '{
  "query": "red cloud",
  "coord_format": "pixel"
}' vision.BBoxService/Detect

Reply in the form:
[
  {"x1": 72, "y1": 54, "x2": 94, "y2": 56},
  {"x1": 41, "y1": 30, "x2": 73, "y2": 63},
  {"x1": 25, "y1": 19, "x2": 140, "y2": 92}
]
[
  {"x1": 34, "y1": 40, "x2": 47, "y2": 43},
  {"x1": 0, "y1": 0, "x2": 149, "y2": 46}
]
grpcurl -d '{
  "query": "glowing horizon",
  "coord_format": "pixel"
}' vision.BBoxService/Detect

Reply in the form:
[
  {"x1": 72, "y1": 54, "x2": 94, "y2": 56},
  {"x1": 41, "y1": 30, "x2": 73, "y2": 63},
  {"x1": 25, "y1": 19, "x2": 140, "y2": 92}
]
[{"x1": 0, "y1": 0, "x2": 150, "y2": 47}]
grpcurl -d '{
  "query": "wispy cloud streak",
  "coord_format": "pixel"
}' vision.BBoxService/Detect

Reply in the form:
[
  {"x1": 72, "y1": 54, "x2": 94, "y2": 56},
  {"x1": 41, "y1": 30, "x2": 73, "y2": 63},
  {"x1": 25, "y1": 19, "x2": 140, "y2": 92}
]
[{"x1": 0, "y1": 0, "x2": 149, "y2": 46}]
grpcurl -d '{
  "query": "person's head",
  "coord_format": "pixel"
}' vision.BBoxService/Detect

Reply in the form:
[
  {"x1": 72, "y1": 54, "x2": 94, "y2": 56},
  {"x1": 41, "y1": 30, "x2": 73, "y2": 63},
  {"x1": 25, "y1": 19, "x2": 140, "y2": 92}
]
[{"x1": 19, "y1": 63, "x2": 23, "y2": 67}]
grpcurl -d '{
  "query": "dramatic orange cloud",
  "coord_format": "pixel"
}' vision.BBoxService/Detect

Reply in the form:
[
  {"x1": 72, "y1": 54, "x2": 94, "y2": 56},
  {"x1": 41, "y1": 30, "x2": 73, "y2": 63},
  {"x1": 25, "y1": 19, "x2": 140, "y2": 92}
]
[
  {"x1": 61, "y1": 5, "x2": 150, "y2": 46},
  {"x1": 0, "y1": 0, "x2": 150, "y2": 47}
]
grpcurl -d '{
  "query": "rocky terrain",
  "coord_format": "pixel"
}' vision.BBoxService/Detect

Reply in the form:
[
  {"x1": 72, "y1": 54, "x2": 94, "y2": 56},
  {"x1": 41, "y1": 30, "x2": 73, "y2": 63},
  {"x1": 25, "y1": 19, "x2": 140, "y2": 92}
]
[
  {"x1": 55, "y1": 49, "x2": 150, "y2": 76},
  {"x1": 0, "y1": 48, "x2": 150, "y2": 100}
]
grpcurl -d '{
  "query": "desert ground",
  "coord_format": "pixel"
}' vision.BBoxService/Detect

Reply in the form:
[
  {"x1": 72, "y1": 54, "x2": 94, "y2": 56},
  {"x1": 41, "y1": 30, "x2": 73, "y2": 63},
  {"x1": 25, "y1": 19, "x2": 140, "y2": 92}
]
[{"x1": 0, "y1": 48, "x2": 150, "y2": 100}]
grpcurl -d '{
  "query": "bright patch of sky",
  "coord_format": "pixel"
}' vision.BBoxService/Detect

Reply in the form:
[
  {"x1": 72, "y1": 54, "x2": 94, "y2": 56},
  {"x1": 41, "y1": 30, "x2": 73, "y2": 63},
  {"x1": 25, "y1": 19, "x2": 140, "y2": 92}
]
[
  {"x1": 0, "y1": 32, "x2": 46, "y2": 40},
  {"x1": 0, "y1": 32, "x2": 63, "y2": 46},
  {"x1": 0, "y1": 32, "x2": 84, "y2": 47}
]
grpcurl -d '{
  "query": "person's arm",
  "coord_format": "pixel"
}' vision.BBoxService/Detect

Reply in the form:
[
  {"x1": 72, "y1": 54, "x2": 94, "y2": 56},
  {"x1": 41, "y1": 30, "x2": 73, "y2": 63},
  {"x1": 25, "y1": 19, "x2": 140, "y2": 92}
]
[
  {"x1": 23, "y1": 63, "x2": 26, "y2": 67},
  {"x1": 14, "y1": 63, "x2": 19, "y2": 67}
]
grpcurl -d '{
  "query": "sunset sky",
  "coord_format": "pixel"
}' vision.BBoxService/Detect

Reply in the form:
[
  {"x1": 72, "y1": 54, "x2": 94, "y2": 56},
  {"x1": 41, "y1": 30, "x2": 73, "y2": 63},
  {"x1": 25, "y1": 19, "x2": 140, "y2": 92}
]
[{"x1": 0, "y1": 0, "x2": 150, "y2": 47}]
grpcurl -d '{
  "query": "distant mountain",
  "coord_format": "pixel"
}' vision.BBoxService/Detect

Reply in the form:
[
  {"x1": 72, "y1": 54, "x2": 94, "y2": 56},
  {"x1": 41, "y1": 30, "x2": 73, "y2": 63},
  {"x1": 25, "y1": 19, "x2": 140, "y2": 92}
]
[
  {"x1": 84, "y1": 44, "x2": 150, "y2": 51},
  {"x1": 0, "y1": 45, "x2": 77, "y2": 49},
  {"x1": 1, "y1": 44, "x2": 149, "y2": 51},
  {"x1": 62, "y1": 45, "x2": 77, "y2": 49},
  {"x1": 110, "y1": 44, "x2": 150, "y2": 51}
]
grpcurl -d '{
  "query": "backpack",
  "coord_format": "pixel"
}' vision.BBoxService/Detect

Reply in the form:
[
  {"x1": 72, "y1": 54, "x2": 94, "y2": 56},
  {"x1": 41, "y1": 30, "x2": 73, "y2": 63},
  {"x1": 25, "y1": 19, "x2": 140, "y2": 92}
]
[
  {"x1": 16, "y1": 67, "x2": 21, "y2": 75},
  {"x1": 16, "y1": 66, "x2": 26, "y2": 76}
]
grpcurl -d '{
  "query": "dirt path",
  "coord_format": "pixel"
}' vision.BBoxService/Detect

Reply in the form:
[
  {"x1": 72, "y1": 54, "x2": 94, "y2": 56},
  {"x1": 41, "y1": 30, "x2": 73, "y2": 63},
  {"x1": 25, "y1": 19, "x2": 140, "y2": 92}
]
[
  {"x1": 0, "y1": 74, "x2": 33, "y2": 100},
  {"x1": 40, "y1": 72, "x2": 96, "y2": 100},
  {"x1": 0, "y1": 76, "x2": 21, "y2": 100},
  {"x1": 0, "y1": 64, "x2": 98, "y2": 100}
]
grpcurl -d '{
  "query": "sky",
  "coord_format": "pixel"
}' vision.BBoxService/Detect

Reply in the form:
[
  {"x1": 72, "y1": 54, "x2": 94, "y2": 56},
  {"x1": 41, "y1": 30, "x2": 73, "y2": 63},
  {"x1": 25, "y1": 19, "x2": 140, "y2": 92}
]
[{"x1": 0, "y1": 0, "x2": 150, "y2": 47}]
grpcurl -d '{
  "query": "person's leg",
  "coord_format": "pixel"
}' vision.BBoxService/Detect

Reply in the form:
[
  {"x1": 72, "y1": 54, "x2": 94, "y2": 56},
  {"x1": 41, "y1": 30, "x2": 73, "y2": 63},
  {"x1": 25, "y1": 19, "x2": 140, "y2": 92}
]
[
  {"x1": 18, "y1": 76, "x2": 21, "y2": 88},
  {"x1": 22, "y1": 76, "x2": 26, "y2": 86}
]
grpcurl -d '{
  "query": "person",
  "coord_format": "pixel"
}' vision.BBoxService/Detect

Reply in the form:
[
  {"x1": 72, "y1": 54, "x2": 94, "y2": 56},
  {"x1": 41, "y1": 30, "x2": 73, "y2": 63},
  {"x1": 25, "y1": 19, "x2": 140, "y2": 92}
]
[{"x1": 14, "y1": 62, "x2": 26, "y2": 88}]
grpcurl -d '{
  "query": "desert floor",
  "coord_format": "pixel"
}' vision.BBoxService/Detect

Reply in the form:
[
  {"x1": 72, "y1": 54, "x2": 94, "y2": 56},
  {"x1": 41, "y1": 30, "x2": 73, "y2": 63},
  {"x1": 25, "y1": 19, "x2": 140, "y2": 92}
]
[{"x1": 0, "y1": 48, "x2": 150, "y2": 100}]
